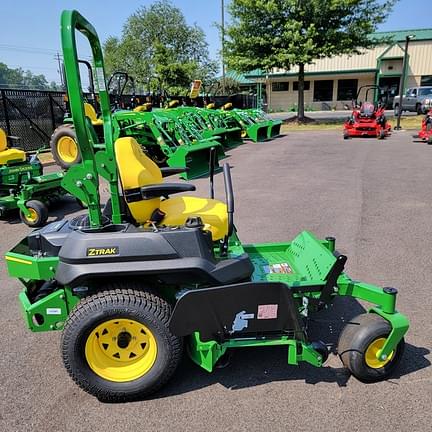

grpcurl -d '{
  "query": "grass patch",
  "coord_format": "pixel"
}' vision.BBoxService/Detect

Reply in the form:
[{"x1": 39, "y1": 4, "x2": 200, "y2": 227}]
[{"x1": 281, "y1": 115, "x2": 423, "y2": 132}]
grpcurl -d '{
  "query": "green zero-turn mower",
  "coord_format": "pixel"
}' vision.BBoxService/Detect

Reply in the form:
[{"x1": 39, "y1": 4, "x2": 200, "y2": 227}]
[
  {"x1": 4, "y1": 10, "x2": 409, "y2": 402},
  {"x1": 0, "y1": 128, "x2": 66, "y2": 227}
]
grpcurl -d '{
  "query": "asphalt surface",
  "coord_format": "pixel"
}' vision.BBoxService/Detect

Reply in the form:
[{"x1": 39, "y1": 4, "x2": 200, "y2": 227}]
[{"x1": 1, "y1": 129, "x2": 431, "y2": 432}]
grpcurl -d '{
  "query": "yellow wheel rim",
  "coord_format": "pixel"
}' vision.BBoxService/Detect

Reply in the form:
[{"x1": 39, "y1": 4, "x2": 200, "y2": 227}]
[
  {"x1": 241, "y1": 130, "x2": 247, "y2": 138},
  {"x1": 25, "y1": 208, "x2": 38, "y2": 223},
  {"x1": 85, "y1": 318, "x2": 157, "y2": 382},
  {"x1": 365, "y1": 337, "x2": 394, "y2": 369},
  {"x1": 57, "y1": 136, "x2": 78, "y2": 163}
]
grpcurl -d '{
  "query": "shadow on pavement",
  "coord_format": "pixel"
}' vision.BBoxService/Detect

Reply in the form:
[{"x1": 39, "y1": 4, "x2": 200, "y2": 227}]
[{"x1": 111, "y1": 297, "x2": 430, "y2": 403}]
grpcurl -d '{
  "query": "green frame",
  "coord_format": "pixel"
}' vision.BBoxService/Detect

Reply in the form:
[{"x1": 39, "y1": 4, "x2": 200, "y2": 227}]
[{"x1": 60, "y1": 10, "x2": 121, "y2": 228}]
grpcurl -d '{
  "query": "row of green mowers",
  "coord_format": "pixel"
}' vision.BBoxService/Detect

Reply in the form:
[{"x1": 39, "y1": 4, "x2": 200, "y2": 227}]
[
  {"x1": 48, "y1": 62, "x2": 282, "y2": 179},
  {"x1": 4, "y1": 10, "x2": 409, "y2": 402}
]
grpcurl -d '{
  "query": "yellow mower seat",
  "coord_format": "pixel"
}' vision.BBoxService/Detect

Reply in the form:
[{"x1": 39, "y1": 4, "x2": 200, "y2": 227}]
[
  {"x1": 84, "y1": 103, "x2": 103, "y2": 126},
  {"x1": 0, "y1": 128, "x2": 25, "y2": 165},
  {"x1": 115, "y1": 137, "x2": 228, "y2": 241}
]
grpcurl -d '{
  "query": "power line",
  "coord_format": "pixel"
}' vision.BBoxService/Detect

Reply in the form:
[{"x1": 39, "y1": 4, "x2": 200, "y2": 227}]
[
  {"x1": 0, "y1": 44, "x2": 93, "y2": 60},
  {"x1": 5, "y1": 64, "x2": 59, "y2": 71}
]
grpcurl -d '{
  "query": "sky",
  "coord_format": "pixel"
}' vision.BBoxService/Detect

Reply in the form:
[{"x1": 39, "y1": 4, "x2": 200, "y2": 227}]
[{"x1": 0, "y1": 0, "x2": 430, "y2": 86}]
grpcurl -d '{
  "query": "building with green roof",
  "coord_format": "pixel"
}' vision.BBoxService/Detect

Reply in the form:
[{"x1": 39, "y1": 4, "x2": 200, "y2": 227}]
[{"x1": 242, "y1": 28, "x2": 432, "y2": 111}]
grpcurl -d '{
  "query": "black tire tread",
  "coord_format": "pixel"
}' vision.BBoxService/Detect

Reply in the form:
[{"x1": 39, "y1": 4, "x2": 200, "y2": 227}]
[
  {"x1": 338, "y1": 313, "x2": 404, "y2": 383},
  {"x1": 62, "y1": 284, "x2": 182, "y2": 401},
  {"x1": 49, "y1": 124, "x2": 81, "y2": 169},
  {"x1": 19, "y1": 199, "x2": 48, "y2": 227}
]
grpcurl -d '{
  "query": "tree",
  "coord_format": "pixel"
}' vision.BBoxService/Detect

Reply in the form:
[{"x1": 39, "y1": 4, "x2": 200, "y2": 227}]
[
  {"x1": 103, "y1": 0, "x2": 218, "y2": 95},
  {"x1": 205, "y1": 77, "x2": 240, "y2": 96},
  {"x1": 225, "y1": 0, "x2": 396, "y2": 120},
  {"x1": 0, "y1": 62, "x2": 56, "y2": 90}
]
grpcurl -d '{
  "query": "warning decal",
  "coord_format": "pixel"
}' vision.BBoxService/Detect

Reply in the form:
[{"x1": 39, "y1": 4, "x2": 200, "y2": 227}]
[
  {"x1": 257, "y1": 304, "x2": 278, "y2": 319},
  {"x1": 263, "y1": 263, "x2": 292, "y2": 274},
  {"x1": 96, "y1": 67, "x2": 106, "y2": 92}
]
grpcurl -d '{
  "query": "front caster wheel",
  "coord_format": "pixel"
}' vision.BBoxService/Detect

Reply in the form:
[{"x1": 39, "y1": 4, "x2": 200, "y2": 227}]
[
  {"x1": 61, "y1": 286, "x2": 183, "y2": 402},
  {"x1": 338, "y1": 313, "x2": 405, "y2": 382},
  {"x1": 19, "y1": 200, "x2": 48, "y2": 227}
]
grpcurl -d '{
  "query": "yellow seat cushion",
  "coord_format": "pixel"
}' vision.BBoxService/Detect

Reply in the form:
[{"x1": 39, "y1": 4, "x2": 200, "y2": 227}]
[
  {"x1": 0, "y1": 128, "x2": 25, "y2": 165},
  {"x1": 115, "y1": 136, "x2": 228, "y2": 240},
  {"x1": 0, "y1": 148, "x2": 26, "y2": 165},
  {"x1": 160, "y1": 196, "x2": 228, "y2": 241},
  {"x1": 84, "y1": 103, "x2": 103, "y2": 126},
  {"x1": 115, "y1": 137, "x2": 162, "y2": 224}
]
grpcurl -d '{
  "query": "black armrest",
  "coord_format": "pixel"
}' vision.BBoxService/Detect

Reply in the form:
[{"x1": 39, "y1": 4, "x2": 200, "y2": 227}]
[
  {"x1": 160, "y1": 167, "x2": 190, "y2": 177},
  {"x1": 124, "y1": 183, "x2": 196, "y2": 202}
]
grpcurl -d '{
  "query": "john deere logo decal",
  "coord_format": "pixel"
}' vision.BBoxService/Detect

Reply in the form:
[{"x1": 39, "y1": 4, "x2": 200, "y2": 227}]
[{"x1": 86, "y1": 247, "x2": 119, "y2": 256}]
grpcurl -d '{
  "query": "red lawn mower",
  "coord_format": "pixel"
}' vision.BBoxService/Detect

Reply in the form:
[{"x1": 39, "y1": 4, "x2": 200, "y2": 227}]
[
  {"x1": 417, "y1": 108, "x2": 432, "y2": 144},
  {"x1": 343, "y1": 85, "x2": 391, "y2": 140}
]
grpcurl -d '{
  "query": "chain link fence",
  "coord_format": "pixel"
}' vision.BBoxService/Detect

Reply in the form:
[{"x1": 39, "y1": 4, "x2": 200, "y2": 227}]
[
  {"x1": 0, "y1": 88, "x2": 258, "y2": 152},
  {"x1": 0, "y1": 89, "x2": 65, "y2": 151}
]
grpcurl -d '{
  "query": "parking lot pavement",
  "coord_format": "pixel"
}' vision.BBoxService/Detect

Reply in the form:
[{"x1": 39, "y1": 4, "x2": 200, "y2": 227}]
[{"x1": 1, "y1": 129, "x2": 431, "y2": 432}]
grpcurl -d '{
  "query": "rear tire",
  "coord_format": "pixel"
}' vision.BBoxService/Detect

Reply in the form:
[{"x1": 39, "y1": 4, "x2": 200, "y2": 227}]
[
  {"x1": 19, "y1": 200, "x2": 48, "y2": 227},
  {"x1": 50, "y1": 124, "x2": 81, "y2": 169},
  {"x1": 416, "y1": 103, "x2": 423, "y2": 115},
  {"x1": 61, "y1": 286, "x2": 183, "y2": 401},
  {"x1": 338, "y1": 313, "x2": 405, "y2": 383}
]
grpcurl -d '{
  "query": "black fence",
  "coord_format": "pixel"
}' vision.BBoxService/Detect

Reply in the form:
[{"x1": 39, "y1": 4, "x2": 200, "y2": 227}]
[
  {"x1": 0, "y1": 88, "x2": 259, "y2": 152},
  {"x1": 0, "y1": 89, "x2": 66, "y2": 151}
]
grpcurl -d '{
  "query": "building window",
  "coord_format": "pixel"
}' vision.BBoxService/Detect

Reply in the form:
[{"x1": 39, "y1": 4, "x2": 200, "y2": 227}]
[
  {"x1": 313, "y1": 80, "x2": 334, "y2": 101},
  {"x1": 420, "y1": 75, "x2": 432, "y2": 86},
  {"x1": 272, "y1": 82, "x2": 289, "y2": 92},
  {"x1": 293, "y1": 81, "x2": 310, "y2": 91},
  {"x1": 337, "y1": 79, "x2": 358, "y2": 100}
]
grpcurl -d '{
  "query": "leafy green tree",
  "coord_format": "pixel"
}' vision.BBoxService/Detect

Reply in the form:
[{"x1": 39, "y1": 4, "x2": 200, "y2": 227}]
[
  {"x1": 0, "y1": 62, "x2": 54, "y2": 90},
  {"x1": 225, "y1": 0, "x2": 396, "y2": 120},
  {"x1": 205, "y1": 77, "x2": 240, "y2": 96},
  {"x1": 104, "y1": 0, "x2": 218, "y2": 95}
]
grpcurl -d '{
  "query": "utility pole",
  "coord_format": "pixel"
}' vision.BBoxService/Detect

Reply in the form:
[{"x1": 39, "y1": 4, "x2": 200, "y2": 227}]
[
  {"x1": 395, "y1": 35, "x2": 415, "y2": 130},
  {"x1": 221, "y1": 0, "x2": 226, "y2": 95},
  {"x1": 55, "y1": 52, "x2": 64, "y2": 88}
]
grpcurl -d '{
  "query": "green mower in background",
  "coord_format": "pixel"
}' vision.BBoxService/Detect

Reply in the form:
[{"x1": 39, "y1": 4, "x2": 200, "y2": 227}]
[
  {"x1": 218, "y1": 103, "x2": 281, "y2": 142},
  {"x1": 112, "y1": 108, "x2": 225, "y2": 180},
  {"x1": 247, "y1": 108, "x2": 282, "y2": 139},
  {"x1": 5, "y1": 10, "x2": 409, "y2": 402},
  {"x1": 49, "y1": 71, "x2": 224, "y2": 180},
  {"x1": 166, "y1": 106, "x2": 243, "y2": 149},
  {"x1": 0, "y1": 128, "x2": 66, "y2": 227}
]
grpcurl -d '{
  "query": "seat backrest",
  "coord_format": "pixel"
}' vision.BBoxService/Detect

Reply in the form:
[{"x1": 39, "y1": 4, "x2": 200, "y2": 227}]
[
  {"x1": 360, "y1": 102, "x2": 375, "y2": 117},
  {"x1": 84, "y1": 103, "x2": 98, "y2": 122},
  {"x1": 0, "y1": 128, "x2": 8, "y2": 152},
  {"x1": 115, "y1": 137, "x2": 163, "y2": 223}
]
